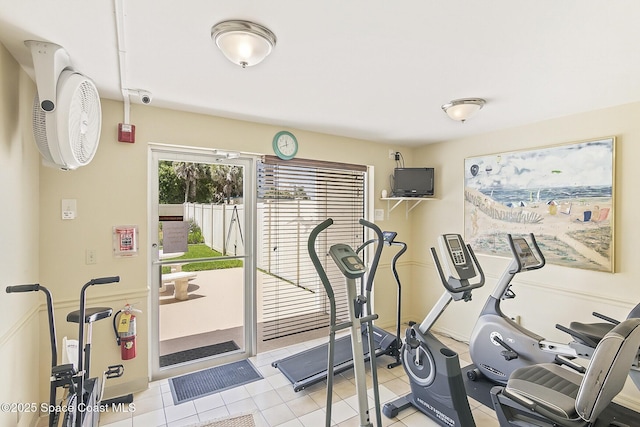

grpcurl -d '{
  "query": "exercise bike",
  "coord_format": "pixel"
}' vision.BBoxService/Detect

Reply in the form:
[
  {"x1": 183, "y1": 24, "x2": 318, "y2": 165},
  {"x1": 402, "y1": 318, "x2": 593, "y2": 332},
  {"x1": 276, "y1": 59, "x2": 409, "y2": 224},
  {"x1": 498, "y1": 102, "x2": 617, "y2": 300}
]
[
  {"x1": 449, "y1": 233, "x2": 640, "y2": 424},
  {"x1": 466, "y1": 233, "x2": 580, "y2": 384},
  {"x1": 556, "y1": 302, "x2": 640, "y2": 390},
  {"x1": 65, "y1": 277, "x2": 134, "y2": 427},
  {"x1": 558, "y1": 302, "x2": 640, "y2": 355},
  {"x1": 6, "y1": 283, "x2": 68, "y2": 427},
  {"x1": 490, "y1": 317, "x2": 640, "y2": 426},
  {"x1": 383, "y1": 233, "x2": 485, "y2": 426},
  {"x1": 6, "y1": 277, "x2": 131, "y2": 427}
]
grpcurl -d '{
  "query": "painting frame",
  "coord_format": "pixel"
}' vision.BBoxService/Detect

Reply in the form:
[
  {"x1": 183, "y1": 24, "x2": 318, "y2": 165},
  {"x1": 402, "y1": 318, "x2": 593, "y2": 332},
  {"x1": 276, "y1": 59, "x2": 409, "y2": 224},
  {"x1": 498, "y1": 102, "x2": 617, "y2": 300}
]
[{"x1": 464, "y1": 137, "x2": 615, "y2": 273}]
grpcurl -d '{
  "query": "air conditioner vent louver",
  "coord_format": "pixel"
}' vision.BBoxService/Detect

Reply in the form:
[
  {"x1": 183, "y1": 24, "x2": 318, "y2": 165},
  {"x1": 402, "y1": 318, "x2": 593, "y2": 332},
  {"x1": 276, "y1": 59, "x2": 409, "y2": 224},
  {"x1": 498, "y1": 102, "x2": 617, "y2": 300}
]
[{"x1": 32, "y1": 93, "x2": 55, "y2": 164}]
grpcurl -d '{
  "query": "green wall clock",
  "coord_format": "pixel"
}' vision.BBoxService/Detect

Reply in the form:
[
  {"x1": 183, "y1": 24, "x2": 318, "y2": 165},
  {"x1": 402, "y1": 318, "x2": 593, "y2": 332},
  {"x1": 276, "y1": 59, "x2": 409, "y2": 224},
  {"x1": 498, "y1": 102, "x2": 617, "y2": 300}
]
[{"x1": 272, "y1": 131, "x2": 298, "y2": 160}]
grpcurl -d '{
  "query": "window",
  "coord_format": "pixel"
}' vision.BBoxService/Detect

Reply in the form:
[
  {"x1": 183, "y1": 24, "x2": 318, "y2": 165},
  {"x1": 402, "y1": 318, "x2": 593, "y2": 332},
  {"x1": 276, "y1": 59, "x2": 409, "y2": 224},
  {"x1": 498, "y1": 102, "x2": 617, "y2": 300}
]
[{"x1": 257, "y1": 156, "x2": 367, "y2": 341}]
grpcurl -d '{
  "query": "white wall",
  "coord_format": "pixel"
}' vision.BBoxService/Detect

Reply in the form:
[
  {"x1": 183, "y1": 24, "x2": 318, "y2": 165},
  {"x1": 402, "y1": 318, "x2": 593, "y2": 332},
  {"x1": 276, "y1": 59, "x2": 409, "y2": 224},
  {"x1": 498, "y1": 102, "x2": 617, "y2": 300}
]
[
  {"x1": 409, "y1": 102, "x2": 640, "y2": 409},
  {"x1": 0, "y1": 43, "x2": 42, "y2": 427}
]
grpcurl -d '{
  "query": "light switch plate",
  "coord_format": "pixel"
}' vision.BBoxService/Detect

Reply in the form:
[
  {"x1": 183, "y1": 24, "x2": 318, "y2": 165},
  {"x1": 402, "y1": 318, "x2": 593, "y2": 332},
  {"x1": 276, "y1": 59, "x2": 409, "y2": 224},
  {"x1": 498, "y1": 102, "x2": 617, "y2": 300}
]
[{"x1": 62, "y1": 199, "x2": 77, "y2": 220}]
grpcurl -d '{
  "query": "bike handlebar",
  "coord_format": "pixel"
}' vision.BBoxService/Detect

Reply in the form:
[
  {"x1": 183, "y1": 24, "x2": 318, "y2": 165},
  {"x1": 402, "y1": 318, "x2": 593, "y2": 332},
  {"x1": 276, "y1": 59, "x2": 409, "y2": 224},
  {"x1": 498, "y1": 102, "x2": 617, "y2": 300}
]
[
  {"x1": 88, "y1": 276, "x2": 120, "y2": 286},
  {"x1": 5, "y1": 284, "x2": 57, "y2": 369},
  {"x1": 431, "y1": 243, "x2": 485, "y2": 294},
  {"x1": 6, "y1": 284, "x2": 41, "y2": 293},
  {"x1": 508, "y1": 233, "x2": 546, "y2": 272}
]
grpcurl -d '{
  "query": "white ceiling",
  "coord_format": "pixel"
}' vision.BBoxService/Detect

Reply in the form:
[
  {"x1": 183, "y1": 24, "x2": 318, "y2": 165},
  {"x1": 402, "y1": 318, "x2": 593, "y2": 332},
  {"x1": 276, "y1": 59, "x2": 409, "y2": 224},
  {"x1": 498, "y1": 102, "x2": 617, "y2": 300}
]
[{"x1": 1, "y1": 1, "x2": 639, "y2": 146}]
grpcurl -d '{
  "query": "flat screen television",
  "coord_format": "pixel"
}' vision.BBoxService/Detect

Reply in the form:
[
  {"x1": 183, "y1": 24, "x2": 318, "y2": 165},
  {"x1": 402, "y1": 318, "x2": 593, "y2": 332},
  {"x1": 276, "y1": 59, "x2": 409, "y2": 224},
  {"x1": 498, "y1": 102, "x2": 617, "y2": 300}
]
[{"x1": 392, "y1": 167, "x2": 435, "y2": 197}]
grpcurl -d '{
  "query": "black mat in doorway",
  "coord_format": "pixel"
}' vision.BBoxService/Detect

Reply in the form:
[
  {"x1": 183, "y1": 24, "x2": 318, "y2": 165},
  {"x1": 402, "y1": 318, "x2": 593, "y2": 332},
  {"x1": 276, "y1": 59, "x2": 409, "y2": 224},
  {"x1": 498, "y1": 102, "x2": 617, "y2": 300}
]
[
  {"x1": 169, "y1": 359, "x2": 263, "y2": 404},
  {"x1": 160, "y1": 340, "x2": 240, "y2": 367}
]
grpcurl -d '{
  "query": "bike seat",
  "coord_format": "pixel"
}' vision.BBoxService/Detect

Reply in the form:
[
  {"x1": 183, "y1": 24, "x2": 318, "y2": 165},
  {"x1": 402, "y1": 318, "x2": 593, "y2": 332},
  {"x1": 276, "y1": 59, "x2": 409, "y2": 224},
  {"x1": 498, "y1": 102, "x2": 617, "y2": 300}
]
[
  {"x1": 67, "y1": 307, "x2": 113, "y2": 324},
  {"x1": 570, "y1": 303, "x2": 640, "y2": 346},
  {"x1": 568, "y1": 321, "x2": 615, "y2": 346}
]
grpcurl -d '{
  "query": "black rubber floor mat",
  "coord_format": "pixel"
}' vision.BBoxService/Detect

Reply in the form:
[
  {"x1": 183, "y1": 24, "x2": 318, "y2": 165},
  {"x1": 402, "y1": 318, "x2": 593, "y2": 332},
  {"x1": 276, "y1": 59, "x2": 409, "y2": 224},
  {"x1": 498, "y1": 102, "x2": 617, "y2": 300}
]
[
  {"x1": 461, "y1": 364, "x2": 495, "y2": 408},
  {"x1": 160, "y1": 340, "x2": 239, "y2": 367},
  {"x1": 169, "y1": 359, "x2": 262, "y2": 404}
]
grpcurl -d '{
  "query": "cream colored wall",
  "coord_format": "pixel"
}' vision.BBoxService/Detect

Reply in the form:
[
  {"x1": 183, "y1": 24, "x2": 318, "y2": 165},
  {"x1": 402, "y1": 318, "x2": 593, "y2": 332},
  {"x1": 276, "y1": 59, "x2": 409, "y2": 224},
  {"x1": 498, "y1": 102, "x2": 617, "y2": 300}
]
[
  {"x1": 410, "y1": 102, "x2": 640, "y2": 409},
  {"x1": 0, "y1": 43, "x2": 42, "y2": 426},
  {"x1": 37, "y1": 98, "x2": 413, "y2": 396}
]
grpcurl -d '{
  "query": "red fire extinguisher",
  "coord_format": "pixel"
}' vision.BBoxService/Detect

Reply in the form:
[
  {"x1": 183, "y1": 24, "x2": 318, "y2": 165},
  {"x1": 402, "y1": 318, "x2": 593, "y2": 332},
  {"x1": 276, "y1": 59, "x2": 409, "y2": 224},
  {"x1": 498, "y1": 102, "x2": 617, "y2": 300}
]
[{"x1": 113, "y1": 304, "x2": 141, "y2": 360}]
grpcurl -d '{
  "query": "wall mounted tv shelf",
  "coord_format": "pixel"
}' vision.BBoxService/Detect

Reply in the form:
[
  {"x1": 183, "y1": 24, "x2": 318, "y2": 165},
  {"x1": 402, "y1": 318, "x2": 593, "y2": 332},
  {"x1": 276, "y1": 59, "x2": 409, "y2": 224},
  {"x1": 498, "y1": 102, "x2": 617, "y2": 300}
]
[{"x1": 381, "y1": 196, "x2": 436, "y2": 219}]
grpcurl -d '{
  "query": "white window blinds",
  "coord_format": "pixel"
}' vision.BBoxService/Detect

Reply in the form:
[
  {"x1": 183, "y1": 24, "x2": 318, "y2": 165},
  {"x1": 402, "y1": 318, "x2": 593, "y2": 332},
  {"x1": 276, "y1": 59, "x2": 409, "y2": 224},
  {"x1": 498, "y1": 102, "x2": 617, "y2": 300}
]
[{"x1": 257, "y1": 156, "x2": 367, "y2": 341}]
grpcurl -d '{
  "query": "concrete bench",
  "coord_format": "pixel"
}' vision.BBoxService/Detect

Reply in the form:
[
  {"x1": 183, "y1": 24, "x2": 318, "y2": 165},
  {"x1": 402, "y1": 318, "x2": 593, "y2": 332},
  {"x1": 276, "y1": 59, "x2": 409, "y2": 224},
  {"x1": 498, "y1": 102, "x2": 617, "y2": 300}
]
[{"x1": 162, "y1": 271, "x2": 197, "y2": 300}]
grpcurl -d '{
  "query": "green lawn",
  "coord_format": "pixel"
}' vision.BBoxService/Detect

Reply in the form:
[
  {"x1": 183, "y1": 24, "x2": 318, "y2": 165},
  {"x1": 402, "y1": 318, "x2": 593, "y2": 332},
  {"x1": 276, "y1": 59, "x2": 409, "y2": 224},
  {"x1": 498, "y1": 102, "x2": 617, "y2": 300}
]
[{"x1": 162, "y1": 244, "x2": 243, "y2": 273}]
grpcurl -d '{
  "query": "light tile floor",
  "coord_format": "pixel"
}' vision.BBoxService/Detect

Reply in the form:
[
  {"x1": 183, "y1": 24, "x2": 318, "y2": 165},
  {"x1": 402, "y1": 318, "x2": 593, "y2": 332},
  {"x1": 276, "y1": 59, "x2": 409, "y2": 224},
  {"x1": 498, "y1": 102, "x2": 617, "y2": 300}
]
[{"x1": 94, "y1": 333, "x2": 499, "y2": 426}]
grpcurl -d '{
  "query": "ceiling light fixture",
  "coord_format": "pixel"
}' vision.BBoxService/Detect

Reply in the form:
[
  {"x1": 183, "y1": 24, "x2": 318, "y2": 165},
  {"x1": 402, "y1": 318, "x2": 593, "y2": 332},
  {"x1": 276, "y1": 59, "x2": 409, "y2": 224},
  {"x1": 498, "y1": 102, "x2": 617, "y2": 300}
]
[
  {"x1": 211, "y1": 20, "x2": 277, "y2": 68},
  {"x1": 441, "y1": 98, "x2": 486, "y2": 122}
]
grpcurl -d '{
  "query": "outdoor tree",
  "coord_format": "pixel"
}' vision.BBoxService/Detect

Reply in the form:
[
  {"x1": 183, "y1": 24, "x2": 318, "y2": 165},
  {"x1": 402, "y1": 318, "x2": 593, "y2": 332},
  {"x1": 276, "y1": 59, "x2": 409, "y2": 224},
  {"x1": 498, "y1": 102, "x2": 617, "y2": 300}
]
[
  {"x1": 174, "y1": 162, "x2": 210, "y2": 202},
  {"x1": 159, "y1": 161, "x2": 244, "y2": 204}
]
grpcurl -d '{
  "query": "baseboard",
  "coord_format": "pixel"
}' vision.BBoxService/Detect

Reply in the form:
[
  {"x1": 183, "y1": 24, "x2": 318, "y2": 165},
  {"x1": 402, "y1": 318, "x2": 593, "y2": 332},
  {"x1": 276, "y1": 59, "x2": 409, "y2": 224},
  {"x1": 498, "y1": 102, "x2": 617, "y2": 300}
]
[
  {"x1": 614, "y1": 392, "x2": 640, "y2": 413},
  {"x1": 430, "y1": 325, "x2": 470, "y2": 344},
  {"x1": 23, "y1": 411, "x2": 39, "y2": 427},
  {"x1": 102, "y1": 377, "x2": 148, "y2": 402},
  {"x1": 374, "y1": 317, "x2": 413, "y2": 333}
]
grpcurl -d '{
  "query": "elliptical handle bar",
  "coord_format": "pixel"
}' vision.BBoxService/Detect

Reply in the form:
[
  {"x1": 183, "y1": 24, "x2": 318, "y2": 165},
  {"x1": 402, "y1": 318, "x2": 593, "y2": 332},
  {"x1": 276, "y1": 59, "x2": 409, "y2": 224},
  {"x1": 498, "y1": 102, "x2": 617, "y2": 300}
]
[
  {"x1": 359, "y1": 219, "x2": 384, "y2": 292},
  {"x1": 307, "y1": 219, "x2": 339, "y2": 427},
  {"x1": 508, "y1": 233, "x2": 546, "y2": 272},
  {"x1": 430, "y1": 243, "x2": 485, "y2": 294},
  {"x1": 6, "y1": 284, "x2": 41, "y2": 293},
  {"x1": 308, "y1": 219, "x2": 334, "y2": 304}
]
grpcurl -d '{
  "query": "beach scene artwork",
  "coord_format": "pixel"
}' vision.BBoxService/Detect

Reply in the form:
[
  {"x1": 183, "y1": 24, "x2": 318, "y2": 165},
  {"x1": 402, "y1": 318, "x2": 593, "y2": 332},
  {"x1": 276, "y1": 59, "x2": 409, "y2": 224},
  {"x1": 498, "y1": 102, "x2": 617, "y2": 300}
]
[{"x1": 464, "y1": 137, "x2": 615, "y2": 272}]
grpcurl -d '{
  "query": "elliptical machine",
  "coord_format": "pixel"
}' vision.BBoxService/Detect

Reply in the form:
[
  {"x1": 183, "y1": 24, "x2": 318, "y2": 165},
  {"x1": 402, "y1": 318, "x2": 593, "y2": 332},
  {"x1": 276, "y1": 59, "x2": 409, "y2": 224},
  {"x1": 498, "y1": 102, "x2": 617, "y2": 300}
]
[
  {"x1": 271, "y1": 227, "x2": 406, "y2": 391},
  {"x1": 383, "y1": 234, "x2": 485, "y2": 426},
  {"x1": 308, "y1": 218, "x2": 383, "y2": 427},
  {"x1": 467, "y1": 234, "x2": 580, "y2": 384}
]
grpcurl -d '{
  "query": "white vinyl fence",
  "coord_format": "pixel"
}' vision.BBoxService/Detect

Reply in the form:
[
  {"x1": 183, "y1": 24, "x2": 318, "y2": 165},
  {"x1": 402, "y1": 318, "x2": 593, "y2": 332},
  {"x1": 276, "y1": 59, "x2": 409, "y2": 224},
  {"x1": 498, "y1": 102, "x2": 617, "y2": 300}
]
[{"x1": 183, "y1": 202, "x2": 245, "y2": 256}]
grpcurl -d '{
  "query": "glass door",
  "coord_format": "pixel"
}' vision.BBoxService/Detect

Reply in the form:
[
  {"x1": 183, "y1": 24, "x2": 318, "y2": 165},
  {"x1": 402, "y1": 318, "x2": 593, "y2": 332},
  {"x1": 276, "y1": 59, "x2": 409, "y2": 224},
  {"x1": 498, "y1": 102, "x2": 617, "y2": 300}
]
[{"x1": 149, "y1": 146, "x2": 256, "y2": 379}]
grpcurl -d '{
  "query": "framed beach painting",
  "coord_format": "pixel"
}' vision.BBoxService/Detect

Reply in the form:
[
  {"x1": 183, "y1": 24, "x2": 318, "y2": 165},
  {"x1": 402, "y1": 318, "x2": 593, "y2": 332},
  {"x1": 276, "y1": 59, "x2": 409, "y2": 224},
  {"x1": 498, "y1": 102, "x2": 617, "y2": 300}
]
[{"x1": 464, "y1": 137, "x2": 615, "y2": 272}]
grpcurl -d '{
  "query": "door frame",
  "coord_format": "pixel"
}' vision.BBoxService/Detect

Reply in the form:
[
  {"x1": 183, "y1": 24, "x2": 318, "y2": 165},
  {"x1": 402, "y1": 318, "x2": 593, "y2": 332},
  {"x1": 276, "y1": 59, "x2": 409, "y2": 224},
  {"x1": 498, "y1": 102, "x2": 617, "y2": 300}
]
[{"x1": 148, "y1": 143, "x2": 257, "y2": 380}]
